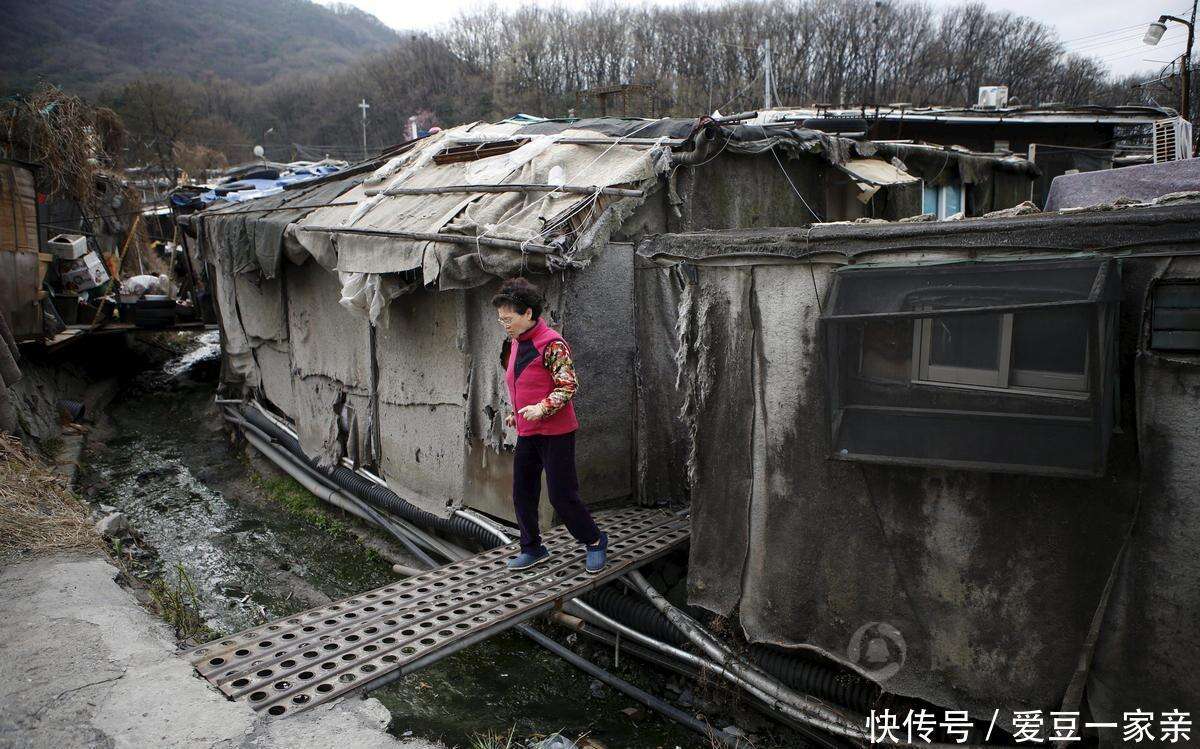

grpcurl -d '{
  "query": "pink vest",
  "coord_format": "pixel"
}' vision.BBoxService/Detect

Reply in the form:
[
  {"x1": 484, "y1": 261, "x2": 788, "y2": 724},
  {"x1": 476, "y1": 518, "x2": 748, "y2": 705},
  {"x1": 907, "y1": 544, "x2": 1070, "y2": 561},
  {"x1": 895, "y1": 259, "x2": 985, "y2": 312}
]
[{"x1": 504, "y1": 319, "x2": 579, "y2": 437}]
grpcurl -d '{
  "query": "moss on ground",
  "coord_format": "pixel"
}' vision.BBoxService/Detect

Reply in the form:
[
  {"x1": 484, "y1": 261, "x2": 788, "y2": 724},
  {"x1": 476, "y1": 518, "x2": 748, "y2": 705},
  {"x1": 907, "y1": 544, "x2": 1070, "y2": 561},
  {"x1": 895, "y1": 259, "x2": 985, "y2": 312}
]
[{"x1": 248, "y1": 470, "x2": 351, "y2": 538}]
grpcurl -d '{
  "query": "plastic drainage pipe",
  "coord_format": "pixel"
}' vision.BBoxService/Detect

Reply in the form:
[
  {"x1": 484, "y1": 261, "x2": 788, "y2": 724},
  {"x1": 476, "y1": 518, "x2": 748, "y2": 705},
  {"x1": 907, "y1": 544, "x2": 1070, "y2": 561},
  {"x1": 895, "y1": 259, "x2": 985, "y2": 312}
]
[
  {"x1": 229, "y1": 411, "x2": 442, "y2": 567},
  {"x1": 449, "y1": 511, "x2": 895, "y2": 747},
  {"x1": 239, "y1": 405, "x2": 497, "y2": 547}
]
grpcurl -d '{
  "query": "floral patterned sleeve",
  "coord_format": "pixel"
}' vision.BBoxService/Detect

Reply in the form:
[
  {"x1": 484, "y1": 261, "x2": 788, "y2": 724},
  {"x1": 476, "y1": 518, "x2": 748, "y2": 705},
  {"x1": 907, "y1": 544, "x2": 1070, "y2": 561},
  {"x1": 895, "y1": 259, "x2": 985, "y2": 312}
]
[{"x1": 538, "y1": 340, "x2": 578, "y2": 416}]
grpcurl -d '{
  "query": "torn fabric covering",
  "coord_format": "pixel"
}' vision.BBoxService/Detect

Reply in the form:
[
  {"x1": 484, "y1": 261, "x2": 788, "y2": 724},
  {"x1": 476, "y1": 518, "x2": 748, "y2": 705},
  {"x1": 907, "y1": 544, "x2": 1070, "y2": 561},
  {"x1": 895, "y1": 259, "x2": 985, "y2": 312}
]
[
  {"x1": 633, "y1": 259, "x2": 690, "y2": 505},
  {"x1": 318, "y1": 125, "x2": 668, "y2": 290},
  {"x1": 285, "y1": 258, "x2": 371, "y2": 467},
  {"x1": 207, "y1": 225, "x2": 259, "y2": 387},
  {"x1": 253, "y1": 340, "x2": 295, "y2": 416},
  {"x1": 285, "y1": 257, "x2": 371, "y2": 389},
  {"x1": 875, "y1": 143, "x2": 1038, "y2": 215},
  {"x1": 657, "y1": 257, "x2": 1136, "y2": 731},
  {"x1": 232, "y1": 272, "x2": 287, "y2": 343},
  {"x1": 373, "y1": 287, "x2": 470, "y2": 517},
  {"x1": 203, "y1": 173, "x2": 361, "y2": 278}
]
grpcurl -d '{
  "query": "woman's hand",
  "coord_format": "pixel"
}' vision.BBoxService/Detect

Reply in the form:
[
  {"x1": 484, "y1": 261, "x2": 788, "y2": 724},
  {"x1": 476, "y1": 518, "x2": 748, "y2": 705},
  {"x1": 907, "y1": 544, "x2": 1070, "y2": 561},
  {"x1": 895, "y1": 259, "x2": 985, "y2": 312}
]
[
  {"x1": 518, "y1": 404, "x2": 546, "y2": 421},
  {"x1": 505, "y1": 413, "x2": 516, "y2": 428}
]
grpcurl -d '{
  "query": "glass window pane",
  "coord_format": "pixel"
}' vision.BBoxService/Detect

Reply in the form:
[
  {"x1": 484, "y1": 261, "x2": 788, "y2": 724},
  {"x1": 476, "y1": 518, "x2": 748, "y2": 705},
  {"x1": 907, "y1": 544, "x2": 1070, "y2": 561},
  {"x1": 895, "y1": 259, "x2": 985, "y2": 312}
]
[
  {"x1": 929, "y1": 314, "x2": 1001, "y2": 370},
  {"x1": 1011, "y1": 308, "x2": 1088, "y2": 374},
  {"x1": 943, "y1": 183, "x2": 962, "y2": 216},
  {"x1": 923, "y1": 184, "x2": 938, "y2": 215},
  {"x1": 858, "y1": 319, "x2": 913, "y2": 381}
]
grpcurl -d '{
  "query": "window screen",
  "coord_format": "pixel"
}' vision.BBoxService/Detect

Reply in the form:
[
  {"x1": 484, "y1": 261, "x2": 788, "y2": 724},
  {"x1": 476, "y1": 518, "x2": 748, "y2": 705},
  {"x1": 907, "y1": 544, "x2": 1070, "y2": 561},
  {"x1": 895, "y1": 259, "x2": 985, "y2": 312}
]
[
  {"x1": 1149, "y1": 282, "x2": 1200, "y2": 352},
  {"x1": 823, "y1": 257, "x2": 1119, "y2": 477}
]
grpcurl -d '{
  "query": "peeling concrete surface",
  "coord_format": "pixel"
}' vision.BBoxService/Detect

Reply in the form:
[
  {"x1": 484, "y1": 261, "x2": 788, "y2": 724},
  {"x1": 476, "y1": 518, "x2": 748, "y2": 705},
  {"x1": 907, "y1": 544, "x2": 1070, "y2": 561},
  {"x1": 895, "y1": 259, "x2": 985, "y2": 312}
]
[{"x1": 0, "y1": 554, "x2": 445, "y2": 749}]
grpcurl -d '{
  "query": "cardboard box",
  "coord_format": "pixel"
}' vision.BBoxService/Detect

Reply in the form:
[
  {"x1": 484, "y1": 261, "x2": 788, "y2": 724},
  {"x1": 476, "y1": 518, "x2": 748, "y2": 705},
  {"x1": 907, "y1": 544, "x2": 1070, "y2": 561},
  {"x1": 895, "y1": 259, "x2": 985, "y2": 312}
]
[
  {"x1": 58, "y1": 251, "x2": 110, "y2": 293},
  {"x1": 47, "y1": 233, "x2": 88, "y2": 260}
]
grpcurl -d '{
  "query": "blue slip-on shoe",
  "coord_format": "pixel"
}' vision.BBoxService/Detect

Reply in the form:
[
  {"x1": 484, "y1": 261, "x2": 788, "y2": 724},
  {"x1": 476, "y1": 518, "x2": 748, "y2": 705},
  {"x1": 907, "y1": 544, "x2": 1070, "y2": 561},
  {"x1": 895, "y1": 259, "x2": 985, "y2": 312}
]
[
  {"x1": 585, "y1": 531, "x2": 608, "y2": 574},
  {"x1": 507, "y1": 546, "x2": 550, "y2": 571}
]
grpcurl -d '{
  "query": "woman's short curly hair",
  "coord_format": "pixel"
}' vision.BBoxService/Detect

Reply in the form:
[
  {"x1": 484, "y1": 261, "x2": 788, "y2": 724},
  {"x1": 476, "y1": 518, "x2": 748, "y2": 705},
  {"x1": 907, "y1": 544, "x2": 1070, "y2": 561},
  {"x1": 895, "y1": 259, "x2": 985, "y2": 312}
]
[{"x1": 491, "y1": 277, "x2": 543, "y2": 319}]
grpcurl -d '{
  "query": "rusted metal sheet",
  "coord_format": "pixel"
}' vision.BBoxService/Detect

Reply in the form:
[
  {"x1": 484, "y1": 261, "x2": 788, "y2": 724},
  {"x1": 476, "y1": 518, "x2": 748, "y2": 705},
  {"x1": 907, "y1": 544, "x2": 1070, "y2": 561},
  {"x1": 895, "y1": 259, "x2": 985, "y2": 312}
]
[{"x1": 185, "y1": 507, "x2": 688, "y2": 717}]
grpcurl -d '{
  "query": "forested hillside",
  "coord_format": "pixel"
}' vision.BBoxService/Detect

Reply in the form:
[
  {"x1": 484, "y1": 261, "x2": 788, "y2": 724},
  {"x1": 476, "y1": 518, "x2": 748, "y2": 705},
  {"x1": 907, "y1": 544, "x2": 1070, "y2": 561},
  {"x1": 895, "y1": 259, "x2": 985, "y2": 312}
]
[
  {"x1": 2, "y1": 0, "x2": 1171, "y2": 178},
  {"x1": 0, "y1": 0, "x2": 397, "y2": 93}
]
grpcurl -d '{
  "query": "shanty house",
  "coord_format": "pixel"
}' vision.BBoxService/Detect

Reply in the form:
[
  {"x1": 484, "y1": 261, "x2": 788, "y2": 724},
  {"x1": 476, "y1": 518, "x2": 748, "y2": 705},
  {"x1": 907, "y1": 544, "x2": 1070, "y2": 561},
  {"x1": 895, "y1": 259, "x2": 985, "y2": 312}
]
[
  {"x1": 635, "y1": 194, "x2": 1200, "y2": 740},
  {"x1": 191, "y1": 116, "x2": 1012, "y2": 526},
  {"x1": 756, "y1": 104, "x2": 1176, "y2": 206}
]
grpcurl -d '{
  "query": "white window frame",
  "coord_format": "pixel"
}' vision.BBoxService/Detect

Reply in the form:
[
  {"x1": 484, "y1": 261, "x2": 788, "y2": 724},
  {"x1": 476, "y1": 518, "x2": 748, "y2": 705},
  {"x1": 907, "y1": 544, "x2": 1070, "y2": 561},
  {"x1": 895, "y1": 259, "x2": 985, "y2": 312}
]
[
  {"x1": 911, "y1": 310, "x2": 1089, "y2": 396},
  {"x1": 922, "y1": 180, "x2": 963, "y2": 219}
]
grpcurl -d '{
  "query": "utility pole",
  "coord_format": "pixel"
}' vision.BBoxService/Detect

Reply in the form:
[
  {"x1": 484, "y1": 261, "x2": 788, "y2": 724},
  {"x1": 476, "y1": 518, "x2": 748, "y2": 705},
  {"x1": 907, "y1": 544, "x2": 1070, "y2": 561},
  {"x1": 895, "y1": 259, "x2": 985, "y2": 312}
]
[
  {"x1": 1146, "y1": 6, "x2": 1195, "y2": 125},
  {"x1": 763, "y1": 38, "x2": 773, "y2": 110},
  {"x1": 358, "y1": 99, "x2": 370, "y2": 160},
  {"x1": 870, "y1": 1, "x2": 884, "y2": 125}
]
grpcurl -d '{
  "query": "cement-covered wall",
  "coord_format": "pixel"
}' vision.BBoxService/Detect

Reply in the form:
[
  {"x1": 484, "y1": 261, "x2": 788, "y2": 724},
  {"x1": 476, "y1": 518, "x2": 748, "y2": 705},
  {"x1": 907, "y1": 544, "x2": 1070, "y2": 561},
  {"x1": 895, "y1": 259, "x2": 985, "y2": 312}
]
[
  {"x1": 1088, "y1": 256, "x2": 1200, "y2": 744},
  {"x1": 634, "y1": 246, "x2": 1188, "y2": 730}
]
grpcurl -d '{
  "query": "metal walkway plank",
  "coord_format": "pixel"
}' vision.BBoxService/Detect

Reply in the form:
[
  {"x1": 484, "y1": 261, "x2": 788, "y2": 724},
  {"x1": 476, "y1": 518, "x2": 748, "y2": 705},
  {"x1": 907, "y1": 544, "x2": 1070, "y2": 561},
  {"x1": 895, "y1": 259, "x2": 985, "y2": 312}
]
[{"x1": 185, "y1": 507, "x2": 689, "y2": 717}]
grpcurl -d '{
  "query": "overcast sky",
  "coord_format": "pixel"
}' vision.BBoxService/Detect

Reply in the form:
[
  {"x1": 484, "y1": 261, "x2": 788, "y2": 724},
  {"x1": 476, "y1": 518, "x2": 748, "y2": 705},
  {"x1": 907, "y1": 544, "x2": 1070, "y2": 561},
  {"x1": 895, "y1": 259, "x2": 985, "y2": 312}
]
[{"x1": 334, "y1": 0, "x2": 1192, "y2": 79}]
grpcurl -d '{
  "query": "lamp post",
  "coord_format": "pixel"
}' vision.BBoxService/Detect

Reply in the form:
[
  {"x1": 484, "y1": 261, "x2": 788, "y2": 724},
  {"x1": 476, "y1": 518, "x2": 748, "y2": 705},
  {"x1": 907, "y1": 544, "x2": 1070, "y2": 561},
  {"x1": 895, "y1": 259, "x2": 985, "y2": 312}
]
[{"x1": 1146, "y1": 10, "x2": 1196, "y2": 124}]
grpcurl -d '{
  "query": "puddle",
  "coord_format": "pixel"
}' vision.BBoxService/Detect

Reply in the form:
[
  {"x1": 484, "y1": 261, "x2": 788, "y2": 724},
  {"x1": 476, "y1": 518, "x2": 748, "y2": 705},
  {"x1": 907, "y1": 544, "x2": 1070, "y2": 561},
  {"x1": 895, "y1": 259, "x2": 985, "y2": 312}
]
[{"x1": 84, "y1": 333, "x2": 708, "y2": 748}]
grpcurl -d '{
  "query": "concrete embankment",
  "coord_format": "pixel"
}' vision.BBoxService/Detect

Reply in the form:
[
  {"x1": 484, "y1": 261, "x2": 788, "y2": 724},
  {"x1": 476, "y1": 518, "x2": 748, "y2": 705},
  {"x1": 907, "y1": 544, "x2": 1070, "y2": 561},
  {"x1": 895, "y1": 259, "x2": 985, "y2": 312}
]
[{"x1": 0, "y1": 553, "x2": 444, "y2": 749}]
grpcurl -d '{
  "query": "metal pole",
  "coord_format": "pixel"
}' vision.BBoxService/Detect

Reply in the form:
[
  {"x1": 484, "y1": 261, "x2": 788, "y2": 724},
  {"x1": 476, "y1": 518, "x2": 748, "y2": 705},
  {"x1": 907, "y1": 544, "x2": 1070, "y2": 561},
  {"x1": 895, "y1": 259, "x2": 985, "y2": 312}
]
[
  {"x1": 763, "y1": 38, "x2": 773, "y2": 110},
  {"x1": 1186, "y1": 1, "x2": 1196, "y2": 128},
  {"x1": 358, "y1": 98, "x2": 370, "y2": 160}
]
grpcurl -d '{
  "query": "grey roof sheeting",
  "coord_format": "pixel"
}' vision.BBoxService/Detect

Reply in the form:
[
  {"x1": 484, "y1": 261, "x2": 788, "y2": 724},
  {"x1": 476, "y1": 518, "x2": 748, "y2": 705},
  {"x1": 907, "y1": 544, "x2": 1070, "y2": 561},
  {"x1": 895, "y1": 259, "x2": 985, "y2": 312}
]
[
  {"x1": 637, "y1": 200, "x2": 1200, "y2": 263},
  {"x1": 197, "y1": 116, "x2": 899, "y2": 290},
  {"x1": 752, "y1": 104, "x2": 1176, "y2": 126},
  {"x1": 1046, "y1": 158, "x2": 1200, "y2": 211}
]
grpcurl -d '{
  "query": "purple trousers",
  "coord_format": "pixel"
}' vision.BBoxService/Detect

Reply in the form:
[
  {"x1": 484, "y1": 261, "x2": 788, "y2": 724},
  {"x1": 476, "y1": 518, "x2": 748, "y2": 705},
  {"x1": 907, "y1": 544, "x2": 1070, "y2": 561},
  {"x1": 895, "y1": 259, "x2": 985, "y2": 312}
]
[{"x1": 512, "y1": 432, "x2": 601, "y2": 554}]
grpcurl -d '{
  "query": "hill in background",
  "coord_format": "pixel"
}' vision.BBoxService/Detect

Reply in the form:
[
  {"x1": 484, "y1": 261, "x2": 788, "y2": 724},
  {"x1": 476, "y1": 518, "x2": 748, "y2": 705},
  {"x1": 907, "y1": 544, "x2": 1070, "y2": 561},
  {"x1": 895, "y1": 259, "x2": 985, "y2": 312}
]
[{"x1": 0, "y1": 0, "x2": 397, "y2": 94}]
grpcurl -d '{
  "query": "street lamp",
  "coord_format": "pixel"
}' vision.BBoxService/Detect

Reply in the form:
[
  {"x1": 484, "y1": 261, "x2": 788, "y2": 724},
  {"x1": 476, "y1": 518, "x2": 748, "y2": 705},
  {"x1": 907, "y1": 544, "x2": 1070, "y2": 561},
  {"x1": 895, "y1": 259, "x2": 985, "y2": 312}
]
[{"x1": 1145, "y1": 13, "x2": 1195, "y2": 124}]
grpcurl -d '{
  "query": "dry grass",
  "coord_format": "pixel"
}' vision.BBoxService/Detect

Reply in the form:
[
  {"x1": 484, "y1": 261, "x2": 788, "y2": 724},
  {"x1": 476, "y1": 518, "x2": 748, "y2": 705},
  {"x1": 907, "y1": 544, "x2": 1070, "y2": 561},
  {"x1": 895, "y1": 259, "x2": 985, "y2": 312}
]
[
  {"x1": 0, "y1": 434, "x2": 100, "y2": 563},
  {"x1": 0, "y1": 85, "x2": 124, "y2": 207}
]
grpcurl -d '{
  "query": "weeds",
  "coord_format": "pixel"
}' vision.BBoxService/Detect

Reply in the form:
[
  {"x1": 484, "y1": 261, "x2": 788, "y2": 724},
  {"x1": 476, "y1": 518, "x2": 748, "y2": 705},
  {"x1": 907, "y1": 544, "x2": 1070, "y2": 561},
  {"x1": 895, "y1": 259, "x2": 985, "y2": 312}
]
[
  {"x1": 468, "y1": 726, "x2": 517, "y2": 749},
  {"x1": 149, "y1": 561, "x2": 213, "y2": 642}
]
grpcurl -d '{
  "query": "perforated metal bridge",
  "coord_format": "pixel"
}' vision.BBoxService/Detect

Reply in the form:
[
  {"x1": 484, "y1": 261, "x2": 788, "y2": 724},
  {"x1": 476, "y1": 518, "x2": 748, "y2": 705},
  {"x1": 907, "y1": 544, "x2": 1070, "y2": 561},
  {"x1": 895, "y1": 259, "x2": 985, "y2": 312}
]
[{"x1": 184, "y1": 507, "x2": 689, "y2": 717}]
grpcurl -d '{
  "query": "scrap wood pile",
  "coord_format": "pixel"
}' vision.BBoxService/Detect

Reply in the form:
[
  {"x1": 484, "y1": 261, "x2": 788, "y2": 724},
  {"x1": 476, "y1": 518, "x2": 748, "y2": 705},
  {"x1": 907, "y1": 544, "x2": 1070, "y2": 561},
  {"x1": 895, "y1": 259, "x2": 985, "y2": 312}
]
[{"x1": 0, "y1": 434, "x2": 99, "y2": 562}]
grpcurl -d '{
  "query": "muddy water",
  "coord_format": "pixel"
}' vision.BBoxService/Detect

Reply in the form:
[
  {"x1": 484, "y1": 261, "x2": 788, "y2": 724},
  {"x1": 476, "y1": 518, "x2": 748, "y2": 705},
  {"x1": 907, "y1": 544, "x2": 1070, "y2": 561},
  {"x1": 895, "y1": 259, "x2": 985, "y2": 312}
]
[{"x1": 85, "y1": 333, "x2": 702, "y2": 749}]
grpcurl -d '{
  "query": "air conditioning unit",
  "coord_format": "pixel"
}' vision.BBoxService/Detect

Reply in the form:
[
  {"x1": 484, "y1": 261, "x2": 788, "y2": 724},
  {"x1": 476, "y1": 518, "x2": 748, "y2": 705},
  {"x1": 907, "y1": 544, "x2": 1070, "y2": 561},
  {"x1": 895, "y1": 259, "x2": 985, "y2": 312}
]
[
  {"x1": 1154, "y1": 117, "x2": 1194, "y2": 162},
  {"x1": 977, "y1": 85, "x2": 1009, "y2": 109}
]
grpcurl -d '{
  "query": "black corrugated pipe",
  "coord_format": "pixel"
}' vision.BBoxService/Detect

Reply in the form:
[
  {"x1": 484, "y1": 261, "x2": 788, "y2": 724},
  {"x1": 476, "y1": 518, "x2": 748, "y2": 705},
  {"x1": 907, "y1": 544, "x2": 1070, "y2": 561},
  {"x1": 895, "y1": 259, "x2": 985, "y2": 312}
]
[
  {"x1": 581, "y1": 586, "x2": 881, "y2": 715},
  {"x1": 748, "y1": 647, "x2": 881, "y2": 715},
  {"x1": 239, "y1": 406, "x2": 497, "y2": 547},
  {"x1": 582, "y1": 586, "x2": 687, "y2": 647}
]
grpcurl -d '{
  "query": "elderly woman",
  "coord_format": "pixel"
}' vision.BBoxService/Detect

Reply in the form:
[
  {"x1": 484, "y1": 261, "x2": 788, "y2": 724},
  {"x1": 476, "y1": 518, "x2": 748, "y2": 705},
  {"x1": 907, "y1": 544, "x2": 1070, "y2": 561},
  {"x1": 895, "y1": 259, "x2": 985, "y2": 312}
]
[{"x1": 493, "y1": 277, "x2": 607, "y2": 573}]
